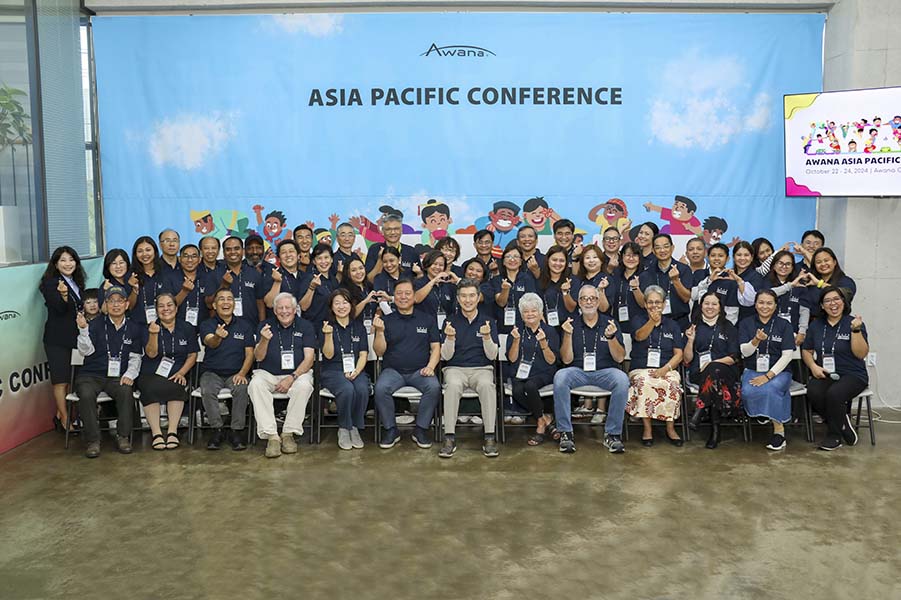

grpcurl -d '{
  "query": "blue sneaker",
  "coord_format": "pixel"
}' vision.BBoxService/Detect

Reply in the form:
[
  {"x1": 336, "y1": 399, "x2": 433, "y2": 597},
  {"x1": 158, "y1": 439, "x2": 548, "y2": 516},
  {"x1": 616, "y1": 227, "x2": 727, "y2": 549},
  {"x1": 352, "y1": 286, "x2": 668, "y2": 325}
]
[
  {"x1": 411, "y1": 427, "x2": 432, "y2": 449},
  {"x1": 379, "y1": 427, "x2": 401, "y2": 449}
]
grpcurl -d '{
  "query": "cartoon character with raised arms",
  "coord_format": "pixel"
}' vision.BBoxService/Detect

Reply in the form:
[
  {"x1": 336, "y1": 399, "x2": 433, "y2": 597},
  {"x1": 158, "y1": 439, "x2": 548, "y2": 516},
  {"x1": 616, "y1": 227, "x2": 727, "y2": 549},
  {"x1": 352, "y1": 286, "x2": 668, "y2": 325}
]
[
  {"x1": 473, "y1": 200, "x2": 522, "y2": 258},
  {"x1": 520, "y1": 196, "x2": 560, "y2": 235},
  {"x1": 190, "y1": 209, "x2": 252, "y2": 239},
  {"x1": 419, "y1": 199, "x2": 452, "y2": 246},
  {"x1": 643, "y1": 195, "x2": 702, "y2": 236},
  {"x1": 701, "y1": 216, "x2": 740, "y2": 248},
  {"x1": 252, "y1": 205, "x2": 290, "y2": 247},
  {"x1": 588, "y1": 197, "x2": 632, "y2": 236}
]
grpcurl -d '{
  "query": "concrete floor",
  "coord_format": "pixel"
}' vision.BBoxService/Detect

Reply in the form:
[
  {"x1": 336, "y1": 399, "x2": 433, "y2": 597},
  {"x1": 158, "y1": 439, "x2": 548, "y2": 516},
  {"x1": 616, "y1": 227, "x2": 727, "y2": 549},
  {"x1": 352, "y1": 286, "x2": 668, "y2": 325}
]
[{"x1": 1, "y1": 421, "x2": 899, "y2": 600}]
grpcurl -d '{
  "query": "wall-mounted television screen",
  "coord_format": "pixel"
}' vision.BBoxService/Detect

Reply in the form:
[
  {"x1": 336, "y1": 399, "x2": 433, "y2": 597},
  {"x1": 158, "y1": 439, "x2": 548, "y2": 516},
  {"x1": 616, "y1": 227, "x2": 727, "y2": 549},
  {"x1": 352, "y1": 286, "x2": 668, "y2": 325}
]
[{"x1": 784, "y1": 86, "x2": 901, "y2": 197}]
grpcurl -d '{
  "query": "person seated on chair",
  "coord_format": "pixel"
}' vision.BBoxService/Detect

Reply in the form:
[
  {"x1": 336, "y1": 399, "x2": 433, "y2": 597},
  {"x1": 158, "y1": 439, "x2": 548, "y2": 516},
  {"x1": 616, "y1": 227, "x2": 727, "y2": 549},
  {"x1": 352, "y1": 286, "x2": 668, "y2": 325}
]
[
  {"x1": 738, "y1": 289, "x2": 795, "y2": 452},
  {"x1": 198, "y1": 289, "x2": 256, "y2": 451},
  {"x1": 74, "y1": 285, "x2": 143, "y2": 458},
  {"x1": 507, "y1": 292, "x2": 560, "y2": 446},
  {"x1": 438, "y1": 278, "x2": 500, "y2": 459},
  {"x1": 372, "y1": 279, "x2": 441, "y2": 449},
  {"x1": 802, "y1": 286, "x2": 869, "y2": 451},
  {"x1": 249, "y1": 292, "x2": 316, "y2": 458},
  {"x1": 638, "y1": 234, "x2": 693, "y2": 330},
  {"x1": 320, "y1": 288, "x2": 370, "y2": 451},
  {"x1": 137, "y1": 293, "x2": 198, "y2": 451},
  {"x1": 553, "y1": 284, "x2": 629, "y2": 454},
  {"x1": 682, "y1": 291, "x2": 741, "y2": 449},
  {"x1": 627, "y1": 284, "x2": 685, "y2": 447}
]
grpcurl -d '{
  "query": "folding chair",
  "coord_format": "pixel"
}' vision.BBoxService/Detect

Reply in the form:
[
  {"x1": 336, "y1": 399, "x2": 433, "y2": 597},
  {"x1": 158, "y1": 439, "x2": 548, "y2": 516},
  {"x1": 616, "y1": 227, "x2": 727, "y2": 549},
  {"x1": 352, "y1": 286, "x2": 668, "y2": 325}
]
[
  {"x1": 497, "y1": 333, "x2": 546, "y2": 443},
  {"x1": 853, "y1": 388, "x2": 876, "y2": 445},
  {"x1": 65, "y1": 349, "x2": 137, "y2": 449},
  {"x1": 314, "y1": 334, "x2": 378, "y2": 444},
  {"x1": 189, "y1": 345, "x2": 254, "y2": 446},
  {"x1": 372, "y1": 357, "x2": 442, "y2": 444}
]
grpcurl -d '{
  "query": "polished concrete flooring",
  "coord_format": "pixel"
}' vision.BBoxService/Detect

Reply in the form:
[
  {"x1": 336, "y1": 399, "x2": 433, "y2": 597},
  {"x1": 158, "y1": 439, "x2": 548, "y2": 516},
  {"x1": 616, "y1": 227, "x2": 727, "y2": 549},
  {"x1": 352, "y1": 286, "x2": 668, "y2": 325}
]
[{"x1": 1, "y1": 420, "x2": 900, "y2": 600}]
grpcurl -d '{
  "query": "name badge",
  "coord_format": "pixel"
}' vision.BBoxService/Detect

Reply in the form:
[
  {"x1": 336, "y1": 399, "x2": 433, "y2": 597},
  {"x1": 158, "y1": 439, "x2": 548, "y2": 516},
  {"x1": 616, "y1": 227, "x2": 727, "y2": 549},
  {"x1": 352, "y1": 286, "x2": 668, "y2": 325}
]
[
  {"x1": 342, "y1": 353, "x2": 356, "y2": 373},
  {"x1": 186, "y1": 307, "x2": 199, "y2": 326},
  {"x1": 618, "y1": 306, "x2": 629, "y2": 322},
  {"x1": 546, "y1": 310, "x2": 559, "y2": 327},
  {"x1": 437, "y1": 312, "x2": 447, "y2": 329},
  {"x1": 647, "y1": 349, "x2": 661, "y2": 369},
  {"x1": 107, "y1": 358, "x2": 121, "y2": 378},
  {"x1": 504, "y1": 307, "x2": 516, "y2": 327},
  {"x1": 822, "y1": 354, "x2": 836, "y2": 373},
  {"x1": 145, "y1": 307, "x2": 157, "y2": 322},
  {"x1": 378, "y1": 300, "x2": 393, "y2": 316},
  {"x1": 663, "y1": 297, "x2": 672, "y2": 315},
  {"x1": 233, "y1": 296, "x2": 244, "y2": 317},
  {"x1": 699, "y1": 351, "x2": 711, "y2": 371},
  {"x1": 156, "y1": 356, "x2": 175, "y2": 378},
  {"x1": 364, "y1": 319, "x2": 372, "y2": 334},
  {"x1": 756, "y1": 354, "x2": 770, "y2": 373},
  {"x1": 583, "y1": 352, "x2": 596, "y2": 372},
  {"x1": 516, "y1": 360, "x2": 532, "y2": 379},
  {"x1": 281, "y1": 350, "x2": 295, "y2": 370}
]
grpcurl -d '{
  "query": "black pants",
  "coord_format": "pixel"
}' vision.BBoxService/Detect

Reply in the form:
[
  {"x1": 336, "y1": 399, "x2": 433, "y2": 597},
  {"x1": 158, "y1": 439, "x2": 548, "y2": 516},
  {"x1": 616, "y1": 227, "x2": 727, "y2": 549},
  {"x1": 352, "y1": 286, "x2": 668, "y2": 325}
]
[
  {"x1": 511, "y1": 371, "x2": 555, "y2": 421},
  {"x1": 74, "y1": 374, "x2": 134, "y2": 443},
  {"x1": 806, "y1": 375, "x2": 868, "y2": 439}
]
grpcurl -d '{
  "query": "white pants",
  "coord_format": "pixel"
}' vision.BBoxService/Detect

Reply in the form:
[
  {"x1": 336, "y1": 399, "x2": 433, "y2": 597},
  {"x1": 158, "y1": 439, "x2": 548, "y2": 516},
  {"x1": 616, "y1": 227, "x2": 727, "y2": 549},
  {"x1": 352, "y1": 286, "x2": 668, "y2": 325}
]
[{"x1": 248, "y1": 369, "x2": 314, "y2": 439}]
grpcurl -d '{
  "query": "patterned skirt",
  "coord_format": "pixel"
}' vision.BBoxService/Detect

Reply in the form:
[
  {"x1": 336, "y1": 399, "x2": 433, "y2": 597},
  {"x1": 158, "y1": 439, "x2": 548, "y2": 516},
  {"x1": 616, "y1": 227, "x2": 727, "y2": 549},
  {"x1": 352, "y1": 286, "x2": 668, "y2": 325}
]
[
  {"x1": 627, "y1": 369, "x2": 682, "y2": 421},
  {"x1": 690, "y1": 362, "x2": 742, "y2": 420}
]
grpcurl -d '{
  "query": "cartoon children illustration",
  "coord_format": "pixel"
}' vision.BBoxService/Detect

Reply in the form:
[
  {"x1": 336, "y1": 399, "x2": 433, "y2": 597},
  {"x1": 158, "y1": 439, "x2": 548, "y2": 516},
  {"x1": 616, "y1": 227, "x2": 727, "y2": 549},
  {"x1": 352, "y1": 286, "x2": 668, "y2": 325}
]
[
  {"x1": 190, "y1": 209, "x2": 252, "y2": 239},
  {"x1": 473, "y1": 200, "x2": 522, "y2": 257},
  {"x1": 252, "y1": 205, "x2": 290, "y2": 247},
  {"x1": 349, "y1": 205, "x2": 419, "y2": 249},
  {"x1": 588, "y1": 197, "x2": 632, "y2": 236},
  {"x1": 314, "y1": 227, "x2": 332, "y2": 247},
  {"x1": 643, "y1": 195, "x2": 702, "y2": 236},
  {"x1": 891, "y1": 115, "x2": 901, "y2": 131},
  {"x1": 419, "y1": 199, "x2": 452, "y2": 246},
  {"x1": 701, "y1": 216, "x2": 740, "y2": 249},
  {"x1": 864, "y1": 128, "x2": 878, "y2": 153},
  {"x1": 520, "y1": 196, "x2": 560, "y2": 235}
]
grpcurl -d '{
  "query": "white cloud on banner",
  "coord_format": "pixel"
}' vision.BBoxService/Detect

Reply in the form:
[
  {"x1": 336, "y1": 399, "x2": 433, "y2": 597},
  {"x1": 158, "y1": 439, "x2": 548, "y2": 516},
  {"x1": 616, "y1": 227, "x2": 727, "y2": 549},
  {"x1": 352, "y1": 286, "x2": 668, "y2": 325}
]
[
  {"x1": 649, "y1": 50, "x2": 772, "y2": 150},
  {"x1": 269, "y1": 14, "x2": 345, "y2": 37},
  {"x1": 148, "y1": 112, "x2": 237, "y2": 170}
]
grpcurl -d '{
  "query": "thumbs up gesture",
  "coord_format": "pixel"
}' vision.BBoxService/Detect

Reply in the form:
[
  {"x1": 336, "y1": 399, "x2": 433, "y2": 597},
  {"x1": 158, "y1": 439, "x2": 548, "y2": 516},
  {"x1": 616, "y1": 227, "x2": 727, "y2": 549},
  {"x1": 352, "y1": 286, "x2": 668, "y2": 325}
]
[
  {"x1": 479, "y1": 320, "x2": 492, "y2": 337},
  {"x1": 321, "y1": 321, "x2": 334, "y2": 336},
  {"x1": 260, "y1": 323, "x2": 273, "y2": 340},
  {"x1": 443, "y1": 321, "x2": 456, "y2": 338},
  {"x1": 561, "y1": 317, "x2": 574, "y2": 335},
  {"x1": 148, "y1": 321, "x2": 160, "y2": 335},
  {"x1": 215, "y1": 323, "x2": 229, "y2": 339}
]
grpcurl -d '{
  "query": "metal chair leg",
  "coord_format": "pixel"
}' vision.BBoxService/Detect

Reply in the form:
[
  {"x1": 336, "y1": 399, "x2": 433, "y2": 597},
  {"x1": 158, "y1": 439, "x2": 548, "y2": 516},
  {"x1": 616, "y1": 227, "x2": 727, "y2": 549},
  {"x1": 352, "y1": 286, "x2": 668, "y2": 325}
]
[{"x1": 866, "y1": 396, "x2": 876, "y2": 445}]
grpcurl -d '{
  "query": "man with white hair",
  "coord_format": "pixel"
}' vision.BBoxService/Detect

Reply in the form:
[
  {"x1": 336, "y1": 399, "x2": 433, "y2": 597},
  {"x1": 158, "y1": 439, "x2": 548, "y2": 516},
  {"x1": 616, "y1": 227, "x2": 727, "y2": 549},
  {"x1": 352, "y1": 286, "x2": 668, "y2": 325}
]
[
  {"x1": 553, "y1": 284, "x2": 629, "y2": 454},
  {"x1": 249, "y1": 292, "x2": 316, "y2": 458}
]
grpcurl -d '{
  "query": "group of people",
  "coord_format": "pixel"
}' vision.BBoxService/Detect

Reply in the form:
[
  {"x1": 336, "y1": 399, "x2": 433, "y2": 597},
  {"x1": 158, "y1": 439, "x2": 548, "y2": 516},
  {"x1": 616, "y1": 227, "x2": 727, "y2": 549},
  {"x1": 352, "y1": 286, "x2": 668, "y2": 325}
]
[{"x1": 39, "y1": 216, "x2": 870, "y2": 459}]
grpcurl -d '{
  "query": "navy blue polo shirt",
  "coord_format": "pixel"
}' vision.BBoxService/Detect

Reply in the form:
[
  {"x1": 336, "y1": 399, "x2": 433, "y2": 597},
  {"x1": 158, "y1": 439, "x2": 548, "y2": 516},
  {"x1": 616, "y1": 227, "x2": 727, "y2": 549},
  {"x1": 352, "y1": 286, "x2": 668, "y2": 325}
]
[
  {"x1": 487, "y1": 270, "x2": 538, "y2": 330},
  {"x1": 802, "y1": 315, "x2": 868, "y2": 383},
  {"x1": 443, "y1": 311, "x2": 498, "y2": 368},
  {"x1": 804, "y1": 275, "x2": 857, "y2": 321},
  {"x1": 506, "y1": 322, "x2": 559, "y2": 379},
  {"x1": 522, "y1": 250, "x2": 546, "y2": 271},
  {"x1": 734, "y1": 268, "x2": 764, "y2": 322},
  {"x1": 364, "y1": 242, "x2": 419, "y2": 275},
  {"x1": 567, "y1": 314, "x2": 624, "y2": 369},
  {"x1": 203, "y1": 263, "x2": 265, "y2": 325},
  {"x1": 247, "y1": 259, "x2": 275, "y2": 279},
  {"x1": 413, "y1": 277, "x2": 456, "y2": 318},
  {"x1": 737, "y1": 315, "x2": 795, "y2": 371},
  {"x1": 629, "y1": 314, "x2": 683, "y2": 370},
  {"x1": 197, "y1": 260, "x2": 222, "y2": 278},
  {"x1": 760, "y1": 279, "x2": 805, "y2": 334},
  {"x1": 164, "y1": 270, "x2": 208, "y2": 329},
  {"x1": 372, "y1": 272, "x2": 400, "y2": 296},
  {"x1": 198, "y1": 316, "x2": 256, "y2": 376},
  {"x1": 160, "y1": 259, "x2": 182, "y2": 278},
  {"x1": 641, "y1": 252, "x2": 656, "y2": 270},
  {"x1": 262, "y1": 267, "x2": 308, "y2": 304},
  {"x1": 301, "y1": 270, "x2": 339, "y2": 327},
  {"x1": 570, "y1": 271, "x2": 610, "y2": 305},
  {"x1": 690, "y1": 267, "x2": 709, "y2": 288},
  {"x1": 321, "y1": 319, "x2": 368, "y2": 372},
  {"x1": 540, "y1": 281, "x2": 576, "y2": 329},
  {"x1": 638, "y1": 260, "x2": 693, "y2": 320},
  {"x1": 132, "y1": 272, "x2": 176, "y2": 325},
  {"x1": 381, "y1": 308, "x2": 440, "y2": 374},
  {"x1": 450, "y1": 264, "x2": 465, "y2": 278},
  {"x1": 80, "y1": 316, "x2": 144, "y2": 377},
  {"x1": 139, "y1": 321, "x2": 199, "y2": 376},
  {"x1": 687, "y1": 320, "x2": 739, "y2": 376},
  {"x1": 256, "y1": 317, "x2": 316, "y2": 376},
  {"x1": 605, "y1": 270, "x2": 643, "y2": 333}
]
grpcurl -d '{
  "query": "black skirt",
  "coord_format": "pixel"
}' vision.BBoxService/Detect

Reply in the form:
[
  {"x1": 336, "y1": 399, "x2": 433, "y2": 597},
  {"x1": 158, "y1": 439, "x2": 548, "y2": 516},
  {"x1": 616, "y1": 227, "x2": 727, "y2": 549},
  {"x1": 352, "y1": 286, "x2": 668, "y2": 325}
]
[
  {"x1": 44, "y1": 343, "x2": 74, "y2": 385},
  {"x1": 137, "y1": 373, "x2": 189, "y2": 406}
]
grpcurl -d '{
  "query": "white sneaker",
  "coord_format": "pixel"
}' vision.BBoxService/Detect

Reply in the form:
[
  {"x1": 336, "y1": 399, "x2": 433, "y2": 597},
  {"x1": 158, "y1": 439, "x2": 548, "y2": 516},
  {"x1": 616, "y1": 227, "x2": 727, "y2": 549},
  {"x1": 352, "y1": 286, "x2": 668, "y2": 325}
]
[
  {"x1": 338, "y1": 428, "x2": 353, "y2": 450},
  {"x1": 457, "y1": 415, "x2": 471, "y2": 424},
  {"x1": 503, "y1": 415, "x2": 513, "y2": 424},
  {"x1": 396, "y1": 414, "x2": 416, "y2": 425},
  {"x1": 590, "y1": 411, "x2": 607, "y2": 425},
  {"x1": 510, "y1": 416, "x2": 525, "y2": 425},
  {"x1": 350, "y1": 427, "x2": 365, "y2": 449},
  {"x1": 470, "y1": 416, "x2": 483, "y2": 425}
]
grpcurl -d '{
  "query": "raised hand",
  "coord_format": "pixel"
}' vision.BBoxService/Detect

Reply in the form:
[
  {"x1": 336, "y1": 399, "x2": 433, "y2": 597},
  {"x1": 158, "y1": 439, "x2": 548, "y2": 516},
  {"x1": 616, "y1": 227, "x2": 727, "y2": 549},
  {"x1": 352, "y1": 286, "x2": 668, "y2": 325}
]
[
  {"x1": 561, "y1": 278, "x2": 572, "y2": 293},
  {"x1": 222, "y1": 271, "x2": 234, "y2": 287},
  {"x1": 509, "y1": 326, "x2": 521, "y2": 340},
  {"x1": 599, "y1": 276, "x2": 610, "y2": 290},
  {"x1": 535, "y1": 327, "x2": 547, "y2": 342},
  {"x1": 561, "y1": 317, "x2": 574, "y2": 335},
  {"x1": 412, "y1": 263, "x2": 423, "y2": 277},
  {"x1": 685, "y1": 324, "x2": 696, "y2": 342},
  {"x1": 479, "y1": 320, "x2": 492, "y2": 337},
  {"x1": 372, "y1": 314, "x2": 385, "y2": 332},
  {"x1": 76, "y1": 312, "x2": 88, "y2": 329},
  {"x1": 604, "y1": 320, "x2": 617, "y2": 338},
  {"x1": 668, "y1": 265, "x2": 680, "y2": 281},
  {"x1": 643, "y1": 201, "x2": 653, "y2": 211},
  {"x1": 321, "y1": 321, "x2": 334, "y2": 336},
  {"x1": 57, "y1": 279, "x2": 68, "y2": 297},
  {"x1": 328, "y1": 213, "x2": 340, "y2": 229},
  {"x1": 215, "y1": 323, "x2": 229, "y2": 339},
  {"x1": 648, "y1": 308, "x2": 662, "y2": 325},
  {"x1": 260, "y1": 323, "x2": 273, "y2": 340},
  {"x1": 443, "y1": 321, "x2": 457, "y2": 338},
  {"x1": 128, "y1": 272, "x2": 139, "y2": 288},
  {"x1": 103, "y1": 279, "x2": 113, "y2": 291},
  {"x1": 851, "y1": 314, "x2": 863, "y2": 329},
  {"x1": 271, "y1": 270, "x2": 283, "y2": 283},
  {"x1": 148, "y1": 321, "x2": 160, "y2": 335},
  {"x1": 310, "y1": 273, "x2": 322, "y2": 289},
  {"x1": 182, "y1": 276, "x2": 195, "y2": 291},
  {"x1": 629, "y1": 276, "x2": 640, "y2": 291},
  {"x1": 754, "y1": 328, "x2": 768, "y2": 342},
  {"x1": 501, "y1": 279, "x2": 512, "y2": 291}
]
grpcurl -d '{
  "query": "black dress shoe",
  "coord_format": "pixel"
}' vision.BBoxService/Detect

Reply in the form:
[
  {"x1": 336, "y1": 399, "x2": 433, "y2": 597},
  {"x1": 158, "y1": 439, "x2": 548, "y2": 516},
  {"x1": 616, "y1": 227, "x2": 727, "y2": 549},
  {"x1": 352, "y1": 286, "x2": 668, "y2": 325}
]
[
  {"x1": 229, "y1": 429, "x2": 247, "y2": 451},
  {"x1": 689, "y1": 408, "x2": 706, "y2": 431},
  {"x1": 665, "y1": 432, "x2": 684, "y2": 447},
  {"x1": 706, "y1": 423, "x2": 720, "y2": 449},
  {"x1": 207, "y1": 428, "x2": 225, "y2": 450},
  {"x1": 641, "y1": 436, "x2": 654, "y2": 447}
]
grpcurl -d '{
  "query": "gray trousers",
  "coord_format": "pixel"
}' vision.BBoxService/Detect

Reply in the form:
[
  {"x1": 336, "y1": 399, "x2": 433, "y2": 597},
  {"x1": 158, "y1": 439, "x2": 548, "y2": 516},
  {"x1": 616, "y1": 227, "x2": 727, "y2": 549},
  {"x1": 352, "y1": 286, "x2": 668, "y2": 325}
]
[
  {"x1": 200, "y1": 371, "x2": 250, "y2": 430},
  {"x1": 74, "y1": 374, "x2": 134, "y2": 443}
]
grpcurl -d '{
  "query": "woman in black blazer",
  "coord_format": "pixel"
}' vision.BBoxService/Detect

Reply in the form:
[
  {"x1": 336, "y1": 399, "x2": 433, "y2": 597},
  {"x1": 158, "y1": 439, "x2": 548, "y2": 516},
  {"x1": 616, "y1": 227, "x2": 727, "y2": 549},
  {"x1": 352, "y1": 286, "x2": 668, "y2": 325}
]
[{"x1": 39, "y1": 246, "x2": 87, "y2": 432}]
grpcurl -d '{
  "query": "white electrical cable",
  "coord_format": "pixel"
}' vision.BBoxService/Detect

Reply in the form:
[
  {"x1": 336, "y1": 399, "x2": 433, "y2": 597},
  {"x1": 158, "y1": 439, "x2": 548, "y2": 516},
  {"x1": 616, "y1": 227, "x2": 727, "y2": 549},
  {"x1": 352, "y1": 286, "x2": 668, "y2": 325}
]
[{"x1": 865, "y1": 362, "x2": 901, "y2": 424}]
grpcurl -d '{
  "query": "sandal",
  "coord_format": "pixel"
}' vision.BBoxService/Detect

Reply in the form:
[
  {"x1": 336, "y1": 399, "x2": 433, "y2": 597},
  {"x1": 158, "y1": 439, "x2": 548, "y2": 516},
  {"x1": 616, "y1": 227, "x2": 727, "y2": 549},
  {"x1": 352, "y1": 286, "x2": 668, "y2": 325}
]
[
  {"x1": 151, "y1": 434, "x2": 166, "y2": 451},
  {"x1": 527, "y1": 432, "x2": 546, "y2": 446},
  {"x1": 165, "y1": 432, "x2": 180, "y2": 450},
  {"x1": 546, "y1": 422, "x2": 561, "y2": 441}
]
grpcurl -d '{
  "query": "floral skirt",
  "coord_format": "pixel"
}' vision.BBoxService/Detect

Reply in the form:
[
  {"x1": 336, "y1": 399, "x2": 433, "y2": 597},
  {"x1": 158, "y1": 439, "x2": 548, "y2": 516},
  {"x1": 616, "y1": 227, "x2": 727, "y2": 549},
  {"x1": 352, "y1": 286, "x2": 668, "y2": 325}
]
[
  {"x1": 627, "y1": 369, "x2": 682, "y2": 421},
  {"x1": 691, "y1": 362, "x2": 742, "y2": 420}
]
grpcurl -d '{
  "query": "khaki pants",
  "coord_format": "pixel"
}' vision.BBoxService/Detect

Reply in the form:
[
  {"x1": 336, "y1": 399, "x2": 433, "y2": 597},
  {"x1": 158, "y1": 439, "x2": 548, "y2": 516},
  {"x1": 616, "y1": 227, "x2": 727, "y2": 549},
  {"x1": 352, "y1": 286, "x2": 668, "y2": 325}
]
[
  {"x1": 248, "y1": 370, "x2": 313, "y2": 439},
  {"x1": 443, "y1": 366, "x2": 496, "y2": 435}
]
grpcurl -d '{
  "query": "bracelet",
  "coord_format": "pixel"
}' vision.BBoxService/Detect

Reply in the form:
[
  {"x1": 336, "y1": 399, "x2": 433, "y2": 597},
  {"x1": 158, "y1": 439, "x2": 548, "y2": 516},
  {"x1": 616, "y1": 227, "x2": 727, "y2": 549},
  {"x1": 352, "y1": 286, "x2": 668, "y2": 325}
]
[
  {"x1": 605, "y1": 334, "x2": 615, "y2": 340},
  {"x1": 816, "y1": 279, "x2": 824, "y2": 288},
  {"x1": 851, "y1": 327, "x2": 861, "y2": 333}
]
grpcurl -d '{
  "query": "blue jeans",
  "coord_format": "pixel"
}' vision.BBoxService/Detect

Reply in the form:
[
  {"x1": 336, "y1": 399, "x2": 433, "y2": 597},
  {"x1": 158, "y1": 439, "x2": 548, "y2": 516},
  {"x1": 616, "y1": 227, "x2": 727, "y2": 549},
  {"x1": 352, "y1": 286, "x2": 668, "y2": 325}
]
[
  {"x1": 553, "y1": 367, "x2": 629, "y2": 435},
  {"x1": 374, "y1": 368, "x2": 440, "y2": 430},
  {"x1": 320, "y1": 369, "x2": 370, "y2": 430}
]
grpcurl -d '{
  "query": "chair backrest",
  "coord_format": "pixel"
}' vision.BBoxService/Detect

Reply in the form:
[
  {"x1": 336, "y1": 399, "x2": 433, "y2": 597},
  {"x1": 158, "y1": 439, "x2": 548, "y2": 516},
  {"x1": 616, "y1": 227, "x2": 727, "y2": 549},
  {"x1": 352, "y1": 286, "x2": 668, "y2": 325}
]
[
  {"x1": 70, "y1": 349, "x2": 85, "y2": 367},
  {"x1": 498, "y1": 334, "x2": 509, "y2": 363},
  {"x1": 196, "y1": 343, "x2": 206, "y2": 364}
]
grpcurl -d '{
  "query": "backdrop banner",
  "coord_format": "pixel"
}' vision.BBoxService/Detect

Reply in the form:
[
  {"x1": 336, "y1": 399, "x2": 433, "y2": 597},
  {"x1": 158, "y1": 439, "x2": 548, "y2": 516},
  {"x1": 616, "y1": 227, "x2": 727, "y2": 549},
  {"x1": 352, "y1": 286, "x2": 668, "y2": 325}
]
[
  {"x1": 93, "y1": 12, "x2": 824, "y2": 258},
  {"x1": 0, "y1": 260, "x2": 102, "y2": 454}
]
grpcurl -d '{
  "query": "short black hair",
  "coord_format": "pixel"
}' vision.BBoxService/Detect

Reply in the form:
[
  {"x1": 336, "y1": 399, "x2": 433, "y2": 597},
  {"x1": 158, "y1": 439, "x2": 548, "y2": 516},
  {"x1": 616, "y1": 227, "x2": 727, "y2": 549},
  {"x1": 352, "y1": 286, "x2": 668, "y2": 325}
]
[
  {"x1": 522, "y1": 196, "x2": 548, "y2": 212},
  {"x1": 801, "y1": 229, "x2": 825, "y2": 244},
  {"x1": 421, "y1": 200, "x2": 450, "y2": 220},
  {"x1": 474, "y1": 228, "x2": 495, "y2": 242},
  {"x1": 703, "y1": 216, "x2": 728, "y2": 232},
  {"x1": 553, "y1": 219, "x2": 575, "y2": 233}
]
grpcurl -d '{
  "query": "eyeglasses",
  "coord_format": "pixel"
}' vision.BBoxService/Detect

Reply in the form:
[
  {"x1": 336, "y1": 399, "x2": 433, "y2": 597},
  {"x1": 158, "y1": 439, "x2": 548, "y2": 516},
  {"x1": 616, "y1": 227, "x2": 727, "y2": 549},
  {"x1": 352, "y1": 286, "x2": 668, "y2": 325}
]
[
  {"x1": 603, "y1": 236, "x2": 621, "y2": 242},
  {"x1": 822, "y1": 297, "x2": 843, "y2": 305},
  {"x1": 181, "y1": 254, "x2": 200, "y2": 260},
  {"x1": 646, "y1": 300, "x2": 664, "y2": 306},
  {"x1": 775, "y1": 261, "x2": 794, "y2": 268},
  {"x1": 107, "y1": 298, "x2": 126, "y2": 305},
  {"x1": 578, "y1": 296, "x2": 598, "y2": 302},
  {"x1": 653, "y1": 244, "x2": 672, "y2": 250},
  {"x1": 160, "y1": 238, "x2": 179, "y2": 244}
]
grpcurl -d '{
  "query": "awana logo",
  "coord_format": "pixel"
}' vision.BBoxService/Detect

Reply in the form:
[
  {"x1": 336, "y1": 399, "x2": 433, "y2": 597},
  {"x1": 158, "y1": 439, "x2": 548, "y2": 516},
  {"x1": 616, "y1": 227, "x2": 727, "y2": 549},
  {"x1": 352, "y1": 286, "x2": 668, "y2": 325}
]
[
  {"x1": 421, "y1": 43, "x2": 495, "y2": 58},
  {"x1": 0, "y1": 310, "x2": 21, "y2": 321}
]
